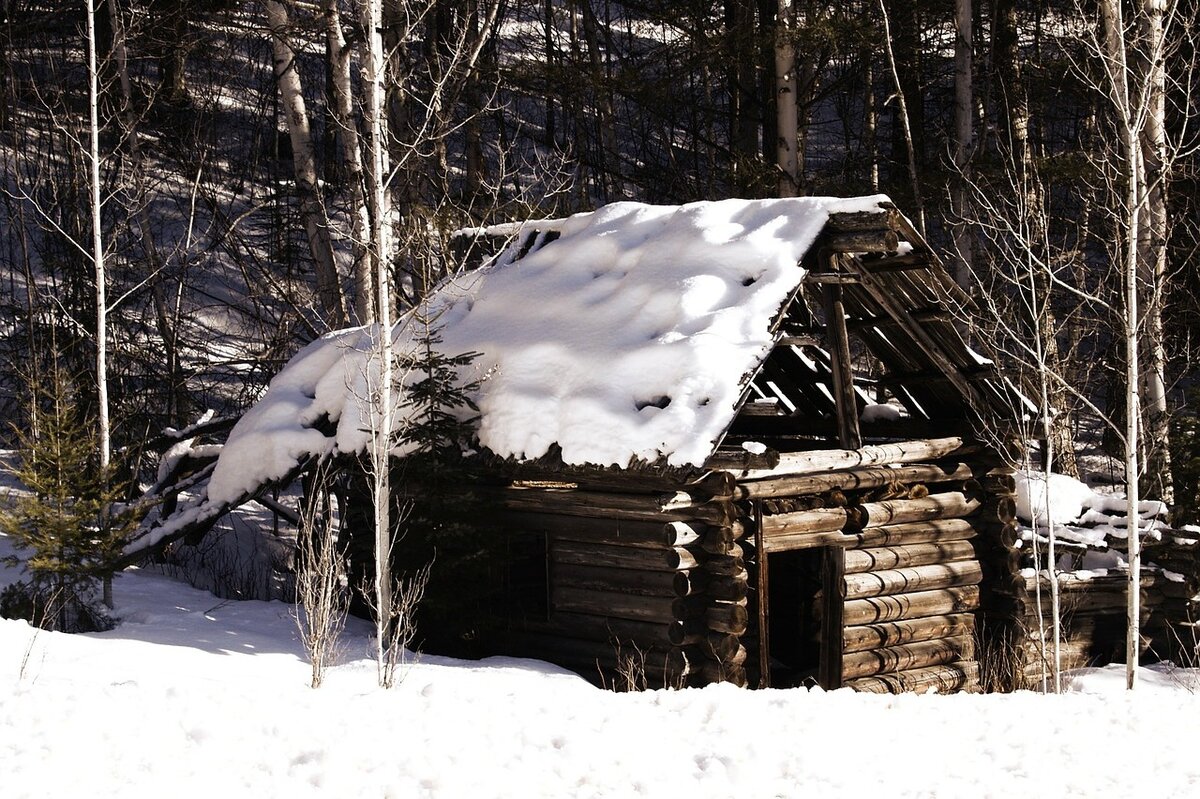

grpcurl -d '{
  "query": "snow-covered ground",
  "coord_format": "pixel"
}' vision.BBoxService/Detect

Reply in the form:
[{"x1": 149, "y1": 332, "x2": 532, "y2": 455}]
[{"x1": 4, "y1": 532, "x2": 1200, "y2": 798}]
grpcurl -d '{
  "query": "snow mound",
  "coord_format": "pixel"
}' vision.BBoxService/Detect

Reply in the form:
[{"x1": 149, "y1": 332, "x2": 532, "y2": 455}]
[
  {"x1": 207, "y1": 196, "x2": 890, "y2": 505},
  {"x1": 1015, "y1": 470, "x2": 1097, "y2": 526}
]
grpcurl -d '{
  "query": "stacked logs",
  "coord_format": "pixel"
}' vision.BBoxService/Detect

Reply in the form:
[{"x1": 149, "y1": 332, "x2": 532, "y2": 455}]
[
  {"x1": 729, "y1": 438, "x2": 1010, "y2": 694},
  {"x1": 491, "y1": 474, "x2": 748, "y2": 687},
  {"x1": 1007, "y1": 530, "x2": 1200, "y2": 688}
]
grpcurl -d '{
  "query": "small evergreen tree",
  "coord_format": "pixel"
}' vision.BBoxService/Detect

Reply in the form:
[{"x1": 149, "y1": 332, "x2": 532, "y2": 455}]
[
  {"x1": 391, "y1": 306, "x2": 490, "y2": 654},
  {"x1": 0, "y1": 368, "x2": 137, "y2": 631}
]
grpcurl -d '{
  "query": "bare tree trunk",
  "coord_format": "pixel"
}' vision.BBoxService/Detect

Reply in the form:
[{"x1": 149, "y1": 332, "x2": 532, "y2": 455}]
[
  {"x1": 87, "y1": 0, "x2": 112, "y2": 611},
  {"x1": 324, "y1": 0, "x2": 373, "y2": 324},
  {"x1": 86, "y1": 0, "x2": 108, "y2": 473},
  {"x1": 878, "y1": 0, "x2": 924, "y2": 234},
  {"x1": 863, "y1": 57, "x2": 878, "y2": 192},
  {"x1": 951, "y1": 0, "x2": 973, "y2": 289},
  {"x1": 774, "y1": 0, "x2": 797, "y2": 196},
  {"x1": 266, "y1": 0, "x2": 347, "y2": 329},
  {"x1": 1099, "y1": 0, "x2": 1142, "y2": 691},
  {"x1": 361, "y1": 0, "x2": 394, "y2": 685},
  {"x1": 1137, "y1": 0, "x2": 1172, "y2": 504}
]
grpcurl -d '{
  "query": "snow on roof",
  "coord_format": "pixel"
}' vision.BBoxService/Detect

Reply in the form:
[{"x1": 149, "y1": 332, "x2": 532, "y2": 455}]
[{"x1": 206, "y1": 196, "x2": 890, "y2": 505}]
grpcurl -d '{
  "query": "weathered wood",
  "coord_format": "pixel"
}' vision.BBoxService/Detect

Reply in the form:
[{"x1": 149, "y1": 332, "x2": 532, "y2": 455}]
[
  {"x1": 842, "y1": 613, "x2": 977, "y2": 653},
  {"x1": 706, "y1": 449, "x2": 781, "y2": 471},
  {"x1": 825, "y1": 228, "x2": 900, "y2": 253},
  {"x1": 699, "y1": 572, "x2": 750, "y2": 602},
  {"x1": 845, "y1": 260, "x2": 989, "y2": 412},
  {"x1": 843, "y1": 541, "x2": 978, "y2": 574},
  {"x1": 846, "y1": 660, "x2": 980, "y2": 694},
  {"x1": 705, "y1": 602, "x2": 750, "y2": 635},
  {"x1": 553, "y1": 587, "x2": 680, "y2": 623},
  {"x1": 738, "y1": 438, "x2": 974, "y2": 479},
  {"x1": 760, "y1": 507, "x2": 849, "y2": 544},
  {"x1": 736, "y1": 461, "x2": 979, "y2": 499},
  {"x1": 842, "y1": 634, "x2": 976, "y2": 679},
  {"x1": 700, "y1": 524, "x2": 745, "y2": 555},
  {"x1": 826, "y1": 208, "x2": 902, "y2": 232},
  {"x1": 497, "y1": 511, "x2": 673, "y2": 549},
  {"x1": 805, "y1": 272, "x2": 861, "y2": 284},
  {"x1": 492, "y1": 487, "x2": 737, "y2": 525},
  {"x1": 522, "y1": 612, "x2": 671, "y2": 648},
  {"x1": 502, "y1": 636, "x2": 685, "y2": 687},
  {"x1": 823, "y1": 281, "x2": 863, "y2": 450},
  {"x1": 842, "y1": 561, "x2": 983, "y2": 600},
  {"x1": 703, "y1": 551, "x2": 746, "y2": 576},
  {"x1": 552, "y1": 563, "x2": 679, "y2": 597},
  {"x1": 667, "y1": 643, "x2": 748, "y2": 676},
  {"x1": 754, "y1": 499, "x2": 771, "y2": 687},
  {"x1": 842, "y1": 585, "x2": 982, "y2": 625},
  {"x1": 843, "y1": 518, "x2": 980, "y2": 549},
  {"x1": 819, "y1": 547, "x2": 846, "y2": 690},
  {"x1": 851, "y1": 491, "x2": 981, "y2": 529},
  {"x1": 667, "y1": 618, "x2": 711, "y2": 646},
  {"x1": 552, "y1": 539, "x2": 700, "y2": 572}
]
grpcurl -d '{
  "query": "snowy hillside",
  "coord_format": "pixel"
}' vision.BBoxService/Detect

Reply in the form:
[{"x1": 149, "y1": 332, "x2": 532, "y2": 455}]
[{"x1": 3, "y1": 529, "x2": 1200, "y2": 798}]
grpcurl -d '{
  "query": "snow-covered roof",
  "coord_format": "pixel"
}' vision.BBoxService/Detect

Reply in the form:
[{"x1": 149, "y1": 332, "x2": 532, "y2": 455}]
[{"x1": 205, "y1": 196, "x2": 892, "y2": 504}]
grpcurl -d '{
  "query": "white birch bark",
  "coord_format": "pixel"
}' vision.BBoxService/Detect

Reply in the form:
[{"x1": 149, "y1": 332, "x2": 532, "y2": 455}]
[
  {"x1": 1099, "y1": 0, "x2": 1142, "y2": 690},
  {"x1": 1137, "y1": 0, "x2": 1171, "y2": 503},
  {"x1": 951, "y1": 0, "x2": 973, "y2": 289},
  {"x1": 361, "y1": 0, "x2": 394, "y2": 685},
  {"x1": 877, "y1": 0, "x2": 925, "y2": 235},
  {"x1": 86, "y1": 0, "x2": 108, "y2": 473},
  {"x1": 266, "y1": 0, "x2": 347, "y2": 329},
  {"x1": 323, "y1": 0, "x2": 373, "y2": 324},
  {"x1": 87, "y1": 0, "x2": 114, "y2": 610},
  {"x1": 775, "y1": 0, "x2": 798, "y2": 197}
]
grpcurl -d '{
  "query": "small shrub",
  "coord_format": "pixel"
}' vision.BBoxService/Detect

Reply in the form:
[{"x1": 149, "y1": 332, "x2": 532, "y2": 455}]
[{"x1": 0, "y1": 368, "x2": 138, "y2": 632}]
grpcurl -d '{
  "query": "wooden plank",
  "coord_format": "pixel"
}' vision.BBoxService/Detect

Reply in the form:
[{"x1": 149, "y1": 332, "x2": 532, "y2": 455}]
[
  {"x1": 842, "y1": 585, "x2": 981, "y2": 625},
  {"x1": 737, "y1": 437, "x2": 973, "y2": 479},
  {"x1": 842, "y1": 634, "x2": 975, "y2": 680},
  {"x1": 521, "y1": 612, "x2": 673, "y2": 648},
  {"x1": 845, "y1": 659, "x2": 980, "y2": 694},
  {"x1": 736, "y1": 461, "x2": 978, "y2": 499},
  {"x1": 491, "y1": 486, "x2": 736, "y2": 525},
  {"x1": 552, "y1": 539, "x2": 699, "y2": 572},
  {"x1": 825, "y1": 228, "x2": 900, "y2": 253},
  {"x1": 826, "y1": 208, "x2": 902, "y2": 232},
  {"x1": 552, "y1": 563, "x2": 679, "y2": 597},
  {"x1": 819, "y1": 547, "x2": 846, "y2": 690},
  {"x1": 844, "y1": 518, "x2": 979, "y2": 549},
  {"x1": 842, "y1": 613, "x2": 977, "y2": 654},
  {"x1": 552, "y1": 587, "x2": 679, "y2": 623},
  {"x1": 496, "y1": 511, "x2": 683, "y2": 549},
  {"x1": 843, "y1": 541, "x2": 978, "y2": 574},
  {"x1": 842, "y1": 561, "x2": 983, "y2": 600},
  {"x1": 760, "y1": 507, "x2": 849, "y2": 538},
  {"x1": 754, "y1": 500, "x2": 770, "y2": 688},
  {"x1": 851, "y1": 491, "x2": 982, "y2": 529},
  {"x1": 823, "y1": 281, "x2": 862, "y2": 450},
  {"x1": 842, "y1": 256, "x2": 987, "y2": 412}
]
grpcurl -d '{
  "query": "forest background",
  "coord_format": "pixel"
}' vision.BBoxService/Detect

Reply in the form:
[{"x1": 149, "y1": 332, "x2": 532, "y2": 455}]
[{"x1": 0, "y1": 0, "x2": 1197, "y2": 519}]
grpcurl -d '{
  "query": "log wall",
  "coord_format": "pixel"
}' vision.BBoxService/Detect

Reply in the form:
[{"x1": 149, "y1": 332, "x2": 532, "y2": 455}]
[
  {"x1": 465, "y1": 438, "x2": 1200, "y2": 695},
  {"x1": 490, "y1": 478, "x2": 747, "y2": 688}
]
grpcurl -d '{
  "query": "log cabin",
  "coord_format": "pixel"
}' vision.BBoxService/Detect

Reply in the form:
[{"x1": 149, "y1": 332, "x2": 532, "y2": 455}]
[
  {"x1": 140, "y1": 196, "x2": 1196, "y2": 693},
  {"x1": 358, "y1": 196, "x2": 1033, "y2": 693}
]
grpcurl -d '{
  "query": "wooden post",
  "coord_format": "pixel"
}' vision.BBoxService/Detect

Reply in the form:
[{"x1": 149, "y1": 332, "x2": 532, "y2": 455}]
[
  {"x1": 819, "y1": 546, "x2": 846, "y2": 689},
  {"x1": 754, "y1": 499, "x2": 771, "y2": 688},
  {"x1": 822, "y1": 258, "x2": 861, "y2": 450}
]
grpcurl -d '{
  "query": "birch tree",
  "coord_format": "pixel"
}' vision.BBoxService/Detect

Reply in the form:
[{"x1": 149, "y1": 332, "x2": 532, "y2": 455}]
[
  {"x1": 775, "y1": 0, "x2": 799, "y2": 197},
  {"x1": 266, "y1": 0, "x2": 348, "y2": 329}
]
